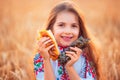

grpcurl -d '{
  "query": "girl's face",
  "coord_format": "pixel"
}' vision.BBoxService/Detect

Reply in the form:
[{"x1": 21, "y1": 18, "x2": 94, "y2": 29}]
[{"x1": 52, "y1": 11, "x2": 80, "y2": 47}]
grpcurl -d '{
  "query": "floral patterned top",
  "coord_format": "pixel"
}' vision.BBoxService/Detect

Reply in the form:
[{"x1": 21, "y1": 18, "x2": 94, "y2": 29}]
[{"x1": 34, "y1": 46, "x2": 96, "y2": 80}]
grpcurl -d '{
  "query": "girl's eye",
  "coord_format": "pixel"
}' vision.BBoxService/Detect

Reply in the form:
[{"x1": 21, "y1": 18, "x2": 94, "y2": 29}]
[
  {"x1": 71, "y1": 25, "x2": 78, "y2": 28},
  {"x1": 58, "y1": 24, "x2": 64, "y2": 27}
]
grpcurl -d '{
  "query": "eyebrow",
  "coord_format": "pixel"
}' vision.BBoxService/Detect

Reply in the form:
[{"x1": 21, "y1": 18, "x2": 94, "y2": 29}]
[
  {"x1": 57, "y1": 22, "x2": 79, "y2": 25},
  {"x1": 72, "y1": 23, "x2": 79, "y2": 26}
]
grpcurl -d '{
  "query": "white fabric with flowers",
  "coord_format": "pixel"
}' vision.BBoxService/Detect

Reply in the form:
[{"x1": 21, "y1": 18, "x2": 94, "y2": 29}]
[{"x1": 34, "y1": 46, "x2": 96, "y2": 80}]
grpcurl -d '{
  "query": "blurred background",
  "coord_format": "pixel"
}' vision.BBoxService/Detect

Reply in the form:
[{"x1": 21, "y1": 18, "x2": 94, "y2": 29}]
[{"x1": 0, "y1": 0, "x2": 120, "y2": 80}]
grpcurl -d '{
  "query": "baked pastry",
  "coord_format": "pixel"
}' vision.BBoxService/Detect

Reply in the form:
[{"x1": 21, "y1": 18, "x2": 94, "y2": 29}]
[{"x1": 38, "y1": 30, "x2": 60, "y2": 60}]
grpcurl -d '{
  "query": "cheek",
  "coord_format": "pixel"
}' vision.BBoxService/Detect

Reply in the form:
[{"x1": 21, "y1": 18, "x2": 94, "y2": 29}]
[
  {"x1": 74, "y1": 30, "x2": 79, "y2": 37},
  {"x1": 53, "y1": 29, "x2": 63, "y2": 35},
  {"x1": 53, "y1": 30, "x2": 61, "y2": 39}
]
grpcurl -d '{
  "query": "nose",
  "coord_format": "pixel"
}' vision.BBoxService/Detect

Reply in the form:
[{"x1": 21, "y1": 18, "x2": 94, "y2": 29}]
[{"x1": 64, "y1": 27, "x2": 72, "y2": 34}]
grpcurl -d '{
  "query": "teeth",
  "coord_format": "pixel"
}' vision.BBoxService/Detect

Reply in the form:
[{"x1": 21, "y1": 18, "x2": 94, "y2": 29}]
[
  {"x1": 61, "y1": 36, "x2": 72, "y2": 40},
  {"x1": 61, "y1": 36, "x2": 72, "y2": 38}
]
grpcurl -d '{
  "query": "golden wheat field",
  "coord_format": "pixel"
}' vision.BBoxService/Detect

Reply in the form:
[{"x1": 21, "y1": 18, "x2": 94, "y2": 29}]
[{"x1": 0, "y1": 0, "x2": 120, "y2": 80}]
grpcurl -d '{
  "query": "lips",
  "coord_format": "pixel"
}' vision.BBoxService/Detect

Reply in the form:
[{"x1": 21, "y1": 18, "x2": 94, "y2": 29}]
[{"x1": 61, "y1": 36, "x2": 72, "y2": 41}]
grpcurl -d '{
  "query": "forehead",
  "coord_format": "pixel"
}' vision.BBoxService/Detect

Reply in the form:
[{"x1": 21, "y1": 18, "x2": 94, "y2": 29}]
[{"x1": 55, "y1": 11, "x2": 79, "y2": 23}]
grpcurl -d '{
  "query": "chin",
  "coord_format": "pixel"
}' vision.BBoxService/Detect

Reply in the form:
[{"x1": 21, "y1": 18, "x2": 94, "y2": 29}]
[
  {"x1": 58, "y1": 42, "x2": 71, "y2": 47},
  {"x1": 60, "y1": 43, "x2": 70, "y2": 47}
]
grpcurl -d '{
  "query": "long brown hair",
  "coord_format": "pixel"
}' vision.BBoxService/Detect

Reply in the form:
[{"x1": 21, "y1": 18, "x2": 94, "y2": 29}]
[{"x1": 42, "y1": 1, "x2": 103, "y2": 80}]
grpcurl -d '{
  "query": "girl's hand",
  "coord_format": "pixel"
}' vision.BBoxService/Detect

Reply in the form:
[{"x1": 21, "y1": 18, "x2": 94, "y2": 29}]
[
  {"x1": 37, "y1": 37, "x2": 54, "y2": 60},
  {"x1": 65, "y1": 47, "x2": 82, "y2": 68}
]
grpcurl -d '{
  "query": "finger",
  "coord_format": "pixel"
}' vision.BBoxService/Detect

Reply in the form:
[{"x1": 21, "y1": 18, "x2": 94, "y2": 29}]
[
  {"x1": 65, "y1": 51, "x2": 77, "y2": 58},
  {"x1": 70, "y1": 47, "x2": 82, "y2": 52},
  {"x1": 46, "y1": 44, "x2": 54, "y2": 50},
  {"x1": 66, "y1": 53, "x2": 74, "y2": 60},
  {"x1": 38, "y1": 37, "x2": 50, "y2": 45},
  {"x1": 70, "y1": 47, "x2": 82, "y2": 55},
  {"x1": 37, "y1": 37, "x2": 50, "y2": 49},
  {"x1": 43, "y1": 39, "x2": 52, "y2": 46}
]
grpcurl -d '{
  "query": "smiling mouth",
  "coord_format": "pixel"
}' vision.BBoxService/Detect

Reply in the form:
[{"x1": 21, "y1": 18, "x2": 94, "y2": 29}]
[{"x1": 61, "y1": 36, "x2": 73, "y2": 41}]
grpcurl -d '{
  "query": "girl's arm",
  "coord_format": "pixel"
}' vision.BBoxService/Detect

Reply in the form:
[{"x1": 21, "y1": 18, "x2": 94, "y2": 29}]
[
  {"x1": 34, "y1": 54, "x2": 56, "y2": 80},
  {"x1": 44, "y1": 59, "x2": 55, "y2": 80},
  {"x1": 66, "y1": 60, "x2": 95, "y2": 80},
  {"x1": 66, "y1": 66, "x2": 81, "y2": 80},
  {"x1": 37, "y1": 37, "x2": 56, "y2": 80},
  {"x1": 65, "y1": 47, "x2": 82, "y2": 80},
  {"x1": 65, "y1": 46, "x2": 95, "y2": 80}
]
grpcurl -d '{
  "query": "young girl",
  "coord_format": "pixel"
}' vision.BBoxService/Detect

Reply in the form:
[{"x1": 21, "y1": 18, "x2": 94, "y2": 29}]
[{"x1": 34, "y1": 1, "x2": 101, "y2": 80}]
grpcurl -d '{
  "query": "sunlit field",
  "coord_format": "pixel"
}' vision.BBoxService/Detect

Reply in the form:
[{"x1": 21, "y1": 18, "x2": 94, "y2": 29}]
[{"x1": 0, "y1": 0, "x2": 120, "y2": 80}]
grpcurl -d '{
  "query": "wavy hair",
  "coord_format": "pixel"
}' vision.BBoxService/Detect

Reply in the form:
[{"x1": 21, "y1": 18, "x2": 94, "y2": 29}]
[{"x1": 42, "y1": 1, "x2": 103, "y2": 80}]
